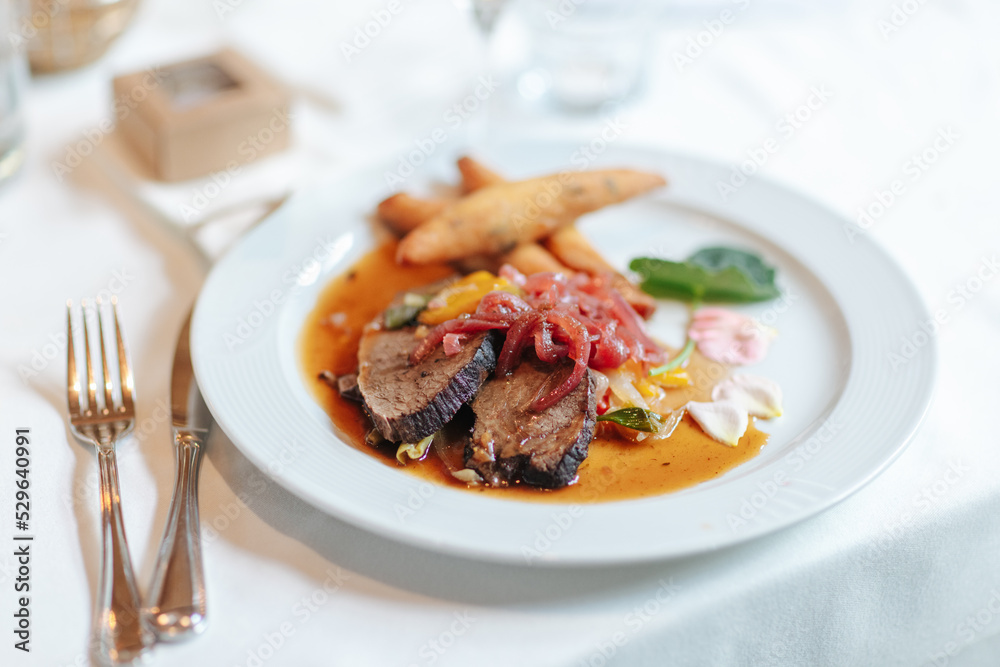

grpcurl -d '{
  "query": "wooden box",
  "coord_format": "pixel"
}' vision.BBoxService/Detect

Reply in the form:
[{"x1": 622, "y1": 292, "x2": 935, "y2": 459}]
[{"x1": 113, "y1": 48, "x2": 291, "y2": 182}]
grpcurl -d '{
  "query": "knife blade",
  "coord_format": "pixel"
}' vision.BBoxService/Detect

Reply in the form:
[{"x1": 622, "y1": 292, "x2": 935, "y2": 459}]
[{"x1": 143, "y1": 310, "x2": 211, "y2": 641}]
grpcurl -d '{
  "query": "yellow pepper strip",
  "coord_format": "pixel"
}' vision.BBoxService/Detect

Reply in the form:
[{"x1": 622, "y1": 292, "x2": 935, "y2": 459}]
[
  {"x1": 635, "y1": 378, "x2": 665, "y2": 400},
  {"x1": 646, "y1": 368, "x2": 691, "y2": 389},
  {"x1": 418, "y1": 271, "x2": 520, "y2": 325}
]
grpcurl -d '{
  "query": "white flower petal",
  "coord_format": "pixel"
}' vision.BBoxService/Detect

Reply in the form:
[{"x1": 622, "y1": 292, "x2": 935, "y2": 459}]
[
  {"x1": 712, "y1": 375, "x2": 783, "y2": 418},
  {"x1": 685, "y1": 400, "x2": 749, "y2": 447}
]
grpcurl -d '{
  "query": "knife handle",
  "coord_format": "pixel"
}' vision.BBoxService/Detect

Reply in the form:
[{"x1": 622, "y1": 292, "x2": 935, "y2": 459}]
[{"x1": 143, "y1": 431, "x2": 207, "y2": 641}]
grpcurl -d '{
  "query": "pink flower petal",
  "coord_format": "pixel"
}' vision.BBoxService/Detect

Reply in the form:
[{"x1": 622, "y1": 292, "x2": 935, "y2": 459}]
[{"x1": 688, "y1": 308, "x2": 775, "y2": 365}]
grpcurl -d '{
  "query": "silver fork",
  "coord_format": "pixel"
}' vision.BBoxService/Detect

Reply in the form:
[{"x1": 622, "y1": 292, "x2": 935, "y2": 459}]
[{"x1": 67, "y1": 298, "x2": 152, "y2": 665}]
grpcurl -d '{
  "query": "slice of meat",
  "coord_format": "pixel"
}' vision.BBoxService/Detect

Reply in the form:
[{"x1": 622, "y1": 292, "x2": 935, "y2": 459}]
[
  {"x1": 357, "y1": 328, "x2": 497, "y2": 443},
  {"x1": 467, "y1": 356, "x2": 596, "y2": 488}
]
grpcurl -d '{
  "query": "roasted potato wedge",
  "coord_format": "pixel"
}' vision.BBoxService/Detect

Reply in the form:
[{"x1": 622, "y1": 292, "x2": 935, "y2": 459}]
[
  {"x1": 397, "y1": 169, "x2": 666, "y2": 264},
  {"x1": 377, "y1": 193, "x2": 448, "y2": 235}
]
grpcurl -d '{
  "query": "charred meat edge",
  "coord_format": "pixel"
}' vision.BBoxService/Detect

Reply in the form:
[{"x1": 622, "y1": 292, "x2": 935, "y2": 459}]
[
  {"x1": 357, "y1": 328, "x2": 498, "y2": 443},
  {"x1": 467, "y1": 359, "x2": 597, "y2": 489}
]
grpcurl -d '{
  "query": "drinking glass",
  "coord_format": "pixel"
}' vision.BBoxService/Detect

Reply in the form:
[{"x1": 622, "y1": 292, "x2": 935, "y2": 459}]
[
  {"x1": 26, "y1": 0, "x2": 139, "y2": 73},
  {"x1": 514, "y1": 0, "x2": 652, "y2": 111},
  {"x1": 0, "y1": 1, "x2": 28, "y2": 184}
]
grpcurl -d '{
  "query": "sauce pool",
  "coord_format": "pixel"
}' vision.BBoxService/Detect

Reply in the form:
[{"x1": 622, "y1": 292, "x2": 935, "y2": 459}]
[{"x1": 298, "y1": 242, "x2": 767, "y2": 504}]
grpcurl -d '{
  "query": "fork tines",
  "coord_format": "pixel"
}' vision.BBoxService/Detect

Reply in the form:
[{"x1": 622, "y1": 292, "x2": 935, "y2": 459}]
[{"x1": 66, "y1": 297, "x2": 135, "y2": 433}]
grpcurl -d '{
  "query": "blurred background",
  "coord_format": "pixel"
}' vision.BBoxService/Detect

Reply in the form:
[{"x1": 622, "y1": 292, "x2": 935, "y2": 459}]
[{"x1": 2, "y1": 0, "x2": 990, "y2": 203}]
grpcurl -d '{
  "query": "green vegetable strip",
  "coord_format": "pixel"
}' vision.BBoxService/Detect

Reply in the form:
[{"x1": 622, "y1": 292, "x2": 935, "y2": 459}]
[
  {"x1": 383, "y1": 293, "x2": 433, "y2": 329},
  {"x1": 597, "y1": 407, "x2": 664, "y2": 433},
  {"x1": 649, "y1": 337, "x2": 694, "y2": 377}
]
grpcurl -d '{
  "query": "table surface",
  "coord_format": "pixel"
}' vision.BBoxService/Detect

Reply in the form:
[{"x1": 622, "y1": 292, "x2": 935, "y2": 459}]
[{"x1": 2, "y1": 1, "x2": 999, "y2": 666}]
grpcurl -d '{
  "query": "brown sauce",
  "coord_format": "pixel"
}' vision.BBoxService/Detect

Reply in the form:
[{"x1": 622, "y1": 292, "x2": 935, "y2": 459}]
[{"x1": 298, "y1": 242, "x2": 768, "y2": 504}]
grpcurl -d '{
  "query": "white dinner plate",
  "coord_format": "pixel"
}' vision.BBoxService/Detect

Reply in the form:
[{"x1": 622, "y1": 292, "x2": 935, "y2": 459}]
[{"x1": 191, "y1": 141, "x2": 935, "y2": 565}]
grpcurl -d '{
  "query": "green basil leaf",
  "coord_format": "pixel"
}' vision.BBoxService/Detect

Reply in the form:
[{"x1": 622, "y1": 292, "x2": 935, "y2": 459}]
[
  {"x1": 688, "y1": 246, "x2": 776, "y2": 290},
  {"x1": 629, "y1": 247, "x2": 780, "y2": 303},
  {"x1": 596, "y1": 407, "x2": 664, "y2": 433}
]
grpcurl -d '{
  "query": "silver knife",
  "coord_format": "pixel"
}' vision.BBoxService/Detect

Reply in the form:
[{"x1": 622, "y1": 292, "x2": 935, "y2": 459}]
[{"x1": 143, "y1": 311, "x2": 211, "y2": 640}]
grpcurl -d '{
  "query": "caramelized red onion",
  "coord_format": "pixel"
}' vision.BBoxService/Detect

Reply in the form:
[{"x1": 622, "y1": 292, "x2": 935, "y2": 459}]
[
  {"x1": 496, "y1": 311, "x2": 544, "y2": 376},
  {"x1": 530, "y1": 307, "x2": 592, "y2": 411},
  {"x1": 442, "y1": 333, "x2": 467, "y2": 356},
  {"x1": 409, "y1": 317, "x2": 511, "y2": 364},
  {"x1": 409, "y1": 267, "x2": 665, "y2": 410}
]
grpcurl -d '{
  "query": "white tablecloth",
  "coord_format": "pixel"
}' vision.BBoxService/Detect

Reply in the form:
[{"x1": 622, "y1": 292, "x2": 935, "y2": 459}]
[{"x1": 3, "y1": 1, "x2": 1000, "y2": 665}]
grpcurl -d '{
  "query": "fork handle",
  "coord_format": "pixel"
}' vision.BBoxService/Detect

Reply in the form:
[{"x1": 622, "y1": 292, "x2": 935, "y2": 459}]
[
  {"x1": 96, "y1": 447, "x2": 151, "y2": 664},
  {"x1": 144, "y1": 431, "x2": 207, "y2": 641}
]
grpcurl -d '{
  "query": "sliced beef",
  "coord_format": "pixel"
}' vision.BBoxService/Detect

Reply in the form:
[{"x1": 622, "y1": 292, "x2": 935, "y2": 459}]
[
  {"x1": 357, "y1": 328, "x2": 497, "y2": 443},
  {"x1": 467, "y1": 356, "x2": 596, "y2": 489}
]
